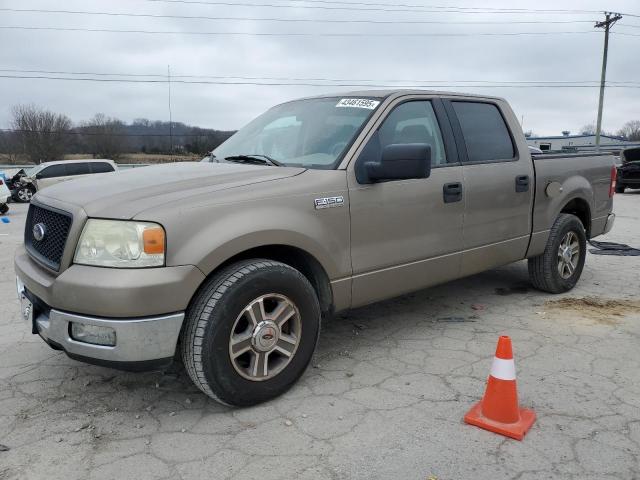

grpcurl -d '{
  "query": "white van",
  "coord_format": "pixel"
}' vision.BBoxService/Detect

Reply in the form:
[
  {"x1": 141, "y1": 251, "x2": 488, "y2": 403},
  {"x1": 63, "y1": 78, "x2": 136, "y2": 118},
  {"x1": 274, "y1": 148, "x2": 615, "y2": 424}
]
[{"x1": 14, "y1": 159, "x2": 117, "y2": 202}]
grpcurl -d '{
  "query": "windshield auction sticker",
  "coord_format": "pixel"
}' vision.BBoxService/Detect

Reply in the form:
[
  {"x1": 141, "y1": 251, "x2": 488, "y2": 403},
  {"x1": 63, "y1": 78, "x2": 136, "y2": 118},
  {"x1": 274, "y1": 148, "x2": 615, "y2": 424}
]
[{"x1": 336, "y1": 98, "x2": 380, "y2": 109}]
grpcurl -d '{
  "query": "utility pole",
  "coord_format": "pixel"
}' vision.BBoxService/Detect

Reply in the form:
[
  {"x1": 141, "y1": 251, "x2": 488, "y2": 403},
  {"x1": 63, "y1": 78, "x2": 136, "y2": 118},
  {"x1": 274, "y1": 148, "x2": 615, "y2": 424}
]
[
  {"x1": 167, "y1": 64, "x2": 173, "y2": 158},
  {"x1": 594, "y1": 11, "x2": 622, "y2": 149}
]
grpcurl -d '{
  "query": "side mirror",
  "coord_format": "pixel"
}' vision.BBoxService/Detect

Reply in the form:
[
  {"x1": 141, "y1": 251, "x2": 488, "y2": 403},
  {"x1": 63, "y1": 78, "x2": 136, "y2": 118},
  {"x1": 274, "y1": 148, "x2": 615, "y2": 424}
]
[
  {"x1": 365, "y1": 143, "x2": 432, "y2": 183},
  {"x1": 35, "y1": 173, "x2": 43, "y2": 179}
]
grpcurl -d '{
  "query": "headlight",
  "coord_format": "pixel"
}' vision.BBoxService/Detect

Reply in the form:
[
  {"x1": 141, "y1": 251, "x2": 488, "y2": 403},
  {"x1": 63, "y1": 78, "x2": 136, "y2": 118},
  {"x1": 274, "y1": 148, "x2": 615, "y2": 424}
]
[{"x1": 74, "y1": 219, "x2": 165, "y2": 268}]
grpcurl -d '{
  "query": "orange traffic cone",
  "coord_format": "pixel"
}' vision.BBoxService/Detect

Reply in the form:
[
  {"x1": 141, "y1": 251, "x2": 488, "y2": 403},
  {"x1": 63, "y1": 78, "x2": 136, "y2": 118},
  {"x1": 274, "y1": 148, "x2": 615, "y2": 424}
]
[{"x1": 464, "y1": 335, "x2": 535, "y2": 440}]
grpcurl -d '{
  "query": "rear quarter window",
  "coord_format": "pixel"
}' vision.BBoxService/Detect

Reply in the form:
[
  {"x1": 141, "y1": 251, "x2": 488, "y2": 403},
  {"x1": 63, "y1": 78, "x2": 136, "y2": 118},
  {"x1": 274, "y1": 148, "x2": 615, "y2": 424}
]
[
  {"x1": 452, "y1": 101, "x2": 515, "y2": 163},
  {"x1": 90, "y1": 162, "x2": 115, "y2": 173}
]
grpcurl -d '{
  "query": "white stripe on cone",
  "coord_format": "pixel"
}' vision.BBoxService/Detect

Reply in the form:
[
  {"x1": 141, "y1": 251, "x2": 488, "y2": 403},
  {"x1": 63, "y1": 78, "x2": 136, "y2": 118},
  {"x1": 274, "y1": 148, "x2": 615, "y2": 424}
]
[{"x1": 490, "y1": 357, "x2": 516, "y2": 381}]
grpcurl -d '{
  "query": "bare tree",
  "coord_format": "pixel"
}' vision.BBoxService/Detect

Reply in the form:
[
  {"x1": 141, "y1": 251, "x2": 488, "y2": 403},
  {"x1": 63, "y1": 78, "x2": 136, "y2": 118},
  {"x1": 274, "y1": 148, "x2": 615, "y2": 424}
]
[
  {"x1": 0, "y1": 130, "x2": 21, "y2": 164},
  {"x1": 617, "y1": 120, "x2": 640, "y2": 142},
  {"x1": 80, "y1": 113, "x2": 127, "y2": 159},
  {"x1": 579, "y1": 123, "x2": 597, "y2": 135},
  {"x1": 11, "y1": 104, "x2": 72, "y2": 163}
]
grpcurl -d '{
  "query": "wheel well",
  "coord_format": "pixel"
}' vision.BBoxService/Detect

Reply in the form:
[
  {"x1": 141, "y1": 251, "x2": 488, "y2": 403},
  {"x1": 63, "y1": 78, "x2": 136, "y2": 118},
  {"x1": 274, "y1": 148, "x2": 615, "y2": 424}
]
[
  {"x1": 213, "y1": 245, "x2": 334, "y2": 315},
  {"x1": 560, "y1": 198, "x2": 591, "y2": 237}
]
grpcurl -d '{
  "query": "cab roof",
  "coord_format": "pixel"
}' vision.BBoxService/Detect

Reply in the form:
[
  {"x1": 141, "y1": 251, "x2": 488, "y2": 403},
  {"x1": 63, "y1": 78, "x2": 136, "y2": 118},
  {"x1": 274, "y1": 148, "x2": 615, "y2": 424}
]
[{"x1": 296, "y1": 89, "x2": 504, "y2": 102}]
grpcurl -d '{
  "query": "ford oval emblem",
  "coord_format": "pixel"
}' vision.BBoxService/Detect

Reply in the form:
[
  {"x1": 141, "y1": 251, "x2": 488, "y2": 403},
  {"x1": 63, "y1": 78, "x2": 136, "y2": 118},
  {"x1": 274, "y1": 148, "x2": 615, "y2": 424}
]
[{"x1": 33, "y1": 223, "x2": 46, "y2": 242}]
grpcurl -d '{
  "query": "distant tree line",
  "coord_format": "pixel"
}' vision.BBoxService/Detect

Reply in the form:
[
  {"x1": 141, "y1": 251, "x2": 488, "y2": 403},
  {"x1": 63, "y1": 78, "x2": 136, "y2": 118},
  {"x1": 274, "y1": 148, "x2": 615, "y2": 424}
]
[
  {"x1": 524, "y1": 121, "x2": 640, "y2": 142},
  {"x1": 0, "y1": 104, "x2": 235, "y2": 164}
]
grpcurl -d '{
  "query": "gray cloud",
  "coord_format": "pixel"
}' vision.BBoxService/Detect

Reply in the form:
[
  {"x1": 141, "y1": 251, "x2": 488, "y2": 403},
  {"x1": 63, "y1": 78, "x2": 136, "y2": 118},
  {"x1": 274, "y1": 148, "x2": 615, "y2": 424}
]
[{"x1": 0, "y1": 0, "x2": 638, "y2": 135}]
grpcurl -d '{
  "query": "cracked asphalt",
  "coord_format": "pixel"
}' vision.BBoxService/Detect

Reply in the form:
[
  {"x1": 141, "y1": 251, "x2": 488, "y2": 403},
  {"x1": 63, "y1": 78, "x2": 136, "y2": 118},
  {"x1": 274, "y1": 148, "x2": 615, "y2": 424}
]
[{"x1": 1, "y1": 193, "x2": 639, "y2": 480}]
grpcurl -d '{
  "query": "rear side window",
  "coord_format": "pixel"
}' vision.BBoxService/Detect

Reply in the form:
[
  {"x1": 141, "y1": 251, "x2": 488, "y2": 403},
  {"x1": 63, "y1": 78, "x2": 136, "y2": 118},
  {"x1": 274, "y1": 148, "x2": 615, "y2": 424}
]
[
  {"x1": 90, "y1": 162, "x2": 115, "y2": 173},
  {"x1": 38, "y1": 164, "x2": 67, "y2": 179},
  {"x1": 65, "y1": 163, "x2": 91, "y2": 176},
  {"x1": 452, "y1": 102, "x2": 515, "y2": 163}
]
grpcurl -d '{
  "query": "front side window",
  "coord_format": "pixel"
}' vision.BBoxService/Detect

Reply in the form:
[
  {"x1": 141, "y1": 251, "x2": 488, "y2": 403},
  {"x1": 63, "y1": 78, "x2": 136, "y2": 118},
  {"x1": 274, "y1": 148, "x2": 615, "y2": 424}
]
[
  {"x1": 213, "y1": 97, "x2": 381, "y2": 169},
  {"x1": 452, "y1": 101, "x2": 515, "y2": 163},
  {"x1": 376, "y1": 101, "x2": 447, "y2": 166},
  {"x1": 356, "y1": 101, "x2": 448, "y2": 178},
  {"x1": 38, "y1": 164, "x2": 67, "y2": 179}
]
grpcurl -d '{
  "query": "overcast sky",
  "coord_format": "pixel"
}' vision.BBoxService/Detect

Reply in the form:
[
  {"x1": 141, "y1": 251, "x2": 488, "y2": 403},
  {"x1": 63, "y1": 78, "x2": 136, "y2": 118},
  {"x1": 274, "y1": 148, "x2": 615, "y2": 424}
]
[{"x1": 0, "y1": 0, "x2": 638, "y2": 136}]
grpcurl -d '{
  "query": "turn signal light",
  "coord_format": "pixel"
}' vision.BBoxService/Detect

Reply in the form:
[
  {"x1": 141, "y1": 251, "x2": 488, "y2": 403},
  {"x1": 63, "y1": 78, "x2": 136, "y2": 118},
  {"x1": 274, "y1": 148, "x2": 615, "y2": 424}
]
[{"x1": 143, "y1": 227, "x2": 165, "y2": 255}]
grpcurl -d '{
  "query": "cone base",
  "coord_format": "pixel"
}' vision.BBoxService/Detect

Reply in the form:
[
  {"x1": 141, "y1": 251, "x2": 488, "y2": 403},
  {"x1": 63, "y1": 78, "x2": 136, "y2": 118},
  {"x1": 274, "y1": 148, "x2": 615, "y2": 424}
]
[{"x1": 464, "y1": 402, "x2": 536, "y2": 441}]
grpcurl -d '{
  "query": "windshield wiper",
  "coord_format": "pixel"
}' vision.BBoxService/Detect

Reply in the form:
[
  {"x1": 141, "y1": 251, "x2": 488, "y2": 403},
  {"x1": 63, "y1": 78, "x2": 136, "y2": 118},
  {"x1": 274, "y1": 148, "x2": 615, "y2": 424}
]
[{"x1": 224, "y1": 154, "x2": 282, "y2": 167}]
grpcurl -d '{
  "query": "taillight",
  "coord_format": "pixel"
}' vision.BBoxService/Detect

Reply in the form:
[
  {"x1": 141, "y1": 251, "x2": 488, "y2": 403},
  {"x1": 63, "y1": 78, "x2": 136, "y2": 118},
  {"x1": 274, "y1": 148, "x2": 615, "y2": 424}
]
[{"x1": 609, "y1": 165, "x2": 617, "y2": 198}]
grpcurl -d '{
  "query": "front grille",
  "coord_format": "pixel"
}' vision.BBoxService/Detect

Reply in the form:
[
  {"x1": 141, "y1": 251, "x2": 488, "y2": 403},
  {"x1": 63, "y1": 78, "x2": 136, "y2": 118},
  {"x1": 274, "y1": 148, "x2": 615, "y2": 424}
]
[{"x1": 25, "y1": 204, "x2": 73, "y2": 271}]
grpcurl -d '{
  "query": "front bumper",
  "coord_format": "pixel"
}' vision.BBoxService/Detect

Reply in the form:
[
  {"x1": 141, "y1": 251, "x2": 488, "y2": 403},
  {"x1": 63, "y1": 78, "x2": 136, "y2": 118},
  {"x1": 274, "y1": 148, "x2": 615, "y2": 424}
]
[
  {"x1": 14, "y1": 245, "x2": 205, "y2": 318},
  {"x1": 18, "y1": 280, "x2": 184, "y2": 370}
]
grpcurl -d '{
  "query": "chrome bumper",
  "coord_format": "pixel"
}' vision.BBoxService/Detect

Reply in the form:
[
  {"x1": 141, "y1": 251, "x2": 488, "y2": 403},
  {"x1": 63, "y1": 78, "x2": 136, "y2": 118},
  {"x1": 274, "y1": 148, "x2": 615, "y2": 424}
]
[
  {"x1": 35, "y1": 310, "x2": 184, "y2": 364},
  {"x1": 17, "y1": 277, "x2": 184, "y2": 367},
  {"x1": 603, "y1": 213, "x2": 615, "y2": 235}
]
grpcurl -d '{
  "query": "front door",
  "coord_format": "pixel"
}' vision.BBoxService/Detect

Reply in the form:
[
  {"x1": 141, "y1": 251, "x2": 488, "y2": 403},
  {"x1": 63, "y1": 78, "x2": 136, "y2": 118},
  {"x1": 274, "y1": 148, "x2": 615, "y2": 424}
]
[{"x1": 348, "y1": 98, "x2": 465, "y2": 308}]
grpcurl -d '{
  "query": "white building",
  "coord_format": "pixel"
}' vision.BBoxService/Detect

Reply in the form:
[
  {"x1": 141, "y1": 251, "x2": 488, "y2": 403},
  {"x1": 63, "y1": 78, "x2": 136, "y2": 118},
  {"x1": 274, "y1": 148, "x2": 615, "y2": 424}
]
[{"x1": 526, "y1": 133, "x2": 636, "y2": 152}]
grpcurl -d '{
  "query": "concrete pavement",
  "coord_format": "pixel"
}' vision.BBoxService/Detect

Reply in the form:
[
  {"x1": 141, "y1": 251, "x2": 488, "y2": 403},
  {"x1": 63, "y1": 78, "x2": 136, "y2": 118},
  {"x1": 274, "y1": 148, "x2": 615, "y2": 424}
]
[{"x1": 1, "y1": 193, "x2": 639, "y2": 480}]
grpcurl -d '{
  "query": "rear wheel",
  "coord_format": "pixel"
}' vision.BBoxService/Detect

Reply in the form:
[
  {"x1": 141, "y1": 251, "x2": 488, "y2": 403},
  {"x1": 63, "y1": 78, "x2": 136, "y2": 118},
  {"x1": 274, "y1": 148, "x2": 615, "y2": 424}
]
[
  {"x1": 181, "y1": 259, "x2": 321, "y2": 406},
  {"x1": 0, "y1": 203, "x2": 8, "y2": 215},
  {"x1": 528, "y1": 213, "x2": 586, "y2": 294}
]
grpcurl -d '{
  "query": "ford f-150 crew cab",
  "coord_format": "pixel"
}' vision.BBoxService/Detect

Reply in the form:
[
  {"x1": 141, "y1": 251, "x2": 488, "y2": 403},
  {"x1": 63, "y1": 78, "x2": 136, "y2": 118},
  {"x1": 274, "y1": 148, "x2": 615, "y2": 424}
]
[{"x1": 15, "y1": 90, "x2": 617, "y2": 406}]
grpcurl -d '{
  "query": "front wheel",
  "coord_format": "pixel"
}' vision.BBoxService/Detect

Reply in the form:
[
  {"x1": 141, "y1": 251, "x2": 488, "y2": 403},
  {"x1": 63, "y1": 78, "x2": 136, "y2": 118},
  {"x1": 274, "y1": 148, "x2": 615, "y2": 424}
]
[
  {"x1": 528, "y1": 213, "x2": 587, "y2": 294},
  {"x1": 181, "y1": 259, "x2": 321, "y2": 406},
  {"x1": 0, "y1": 203, "x2": 8, "y2": 215},
  {"x1": 615, "y1": 183, "x2": 625, "y2": 194},
  {"x1": 15, "y1": 185, "x2": 35, "y2": 203}
]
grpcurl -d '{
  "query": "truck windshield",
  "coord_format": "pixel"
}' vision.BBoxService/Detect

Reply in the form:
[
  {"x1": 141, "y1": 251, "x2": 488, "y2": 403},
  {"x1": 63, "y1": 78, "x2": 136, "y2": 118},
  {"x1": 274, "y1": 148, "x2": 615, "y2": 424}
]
[{"x1": 213, "y1": 97, "x2": 381, "y2": 169}]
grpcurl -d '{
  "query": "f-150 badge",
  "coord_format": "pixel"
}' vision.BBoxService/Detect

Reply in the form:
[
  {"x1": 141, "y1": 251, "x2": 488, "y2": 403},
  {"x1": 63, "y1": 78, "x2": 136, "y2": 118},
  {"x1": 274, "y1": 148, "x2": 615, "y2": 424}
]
[{"x1": 314, "y1": 196, "x2": 344, "y2": 209}]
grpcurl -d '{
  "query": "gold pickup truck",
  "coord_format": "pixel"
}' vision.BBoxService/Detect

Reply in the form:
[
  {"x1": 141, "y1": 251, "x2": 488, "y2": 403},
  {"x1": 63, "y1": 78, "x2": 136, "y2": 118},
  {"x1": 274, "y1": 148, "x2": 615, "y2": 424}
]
[{"x1": 15, "y1": 90, "x2": 616, "y2": 406}]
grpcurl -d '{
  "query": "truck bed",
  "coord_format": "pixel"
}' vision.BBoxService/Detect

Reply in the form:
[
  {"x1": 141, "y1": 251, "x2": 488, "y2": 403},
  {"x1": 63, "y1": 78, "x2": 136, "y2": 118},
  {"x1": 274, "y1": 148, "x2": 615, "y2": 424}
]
[{"x1": 529, "y1": 152, "x2": 615, "y2": 252}]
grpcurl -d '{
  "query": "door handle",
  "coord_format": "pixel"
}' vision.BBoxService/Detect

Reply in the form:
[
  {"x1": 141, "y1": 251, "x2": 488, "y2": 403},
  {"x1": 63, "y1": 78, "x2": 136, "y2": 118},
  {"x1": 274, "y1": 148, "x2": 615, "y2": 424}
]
[
  {"x1": 443, "y1": 182, "x2": 463, "y2": 203},
  {"x1": 515, "y1": 175, "x2": 530, "y2": 193}
]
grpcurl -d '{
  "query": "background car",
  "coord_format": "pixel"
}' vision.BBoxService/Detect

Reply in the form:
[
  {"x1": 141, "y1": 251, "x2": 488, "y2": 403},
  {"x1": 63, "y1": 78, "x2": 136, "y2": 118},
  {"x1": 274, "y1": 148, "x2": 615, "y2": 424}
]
[
  {"x1": 0, "y1": 174, "x2": 11, "y2": 214},
  {"x1": 616, "y1": 146, "x2": 640, "y2": 193},
  {"x1": 12, "y1": 159, "x2": 117, "y2": 203}
]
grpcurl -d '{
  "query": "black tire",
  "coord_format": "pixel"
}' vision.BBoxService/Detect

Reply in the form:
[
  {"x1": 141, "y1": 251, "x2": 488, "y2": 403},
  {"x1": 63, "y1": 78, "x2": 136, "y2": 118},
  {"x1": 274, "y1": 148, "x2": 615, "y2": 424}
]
[
  {"x1": 181, "y1": 259, "x2": 321, "y2": 406},
  {"x1": 0, "y1": 203, "x2": 8, "y2": 215},
  {"x1": 615, "y1": 183, "x2": 625, "y2": 194},
  {"x1": 528, "y1": 213, "x2": 587, "y2": 294},
  {"x1": 14, "y1": 185, "x2": 35, "y2": 203}
]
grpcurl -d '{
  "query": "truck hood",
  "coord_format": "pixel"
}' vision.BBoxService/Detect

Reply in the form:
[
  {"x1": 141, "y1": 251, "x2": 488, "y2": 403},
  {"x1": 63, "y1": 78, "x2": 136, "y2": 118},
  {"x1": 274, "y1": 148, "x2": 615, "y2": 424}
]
[{"x1": 36, "y1": 162, "x2": 305, "y2": 218}]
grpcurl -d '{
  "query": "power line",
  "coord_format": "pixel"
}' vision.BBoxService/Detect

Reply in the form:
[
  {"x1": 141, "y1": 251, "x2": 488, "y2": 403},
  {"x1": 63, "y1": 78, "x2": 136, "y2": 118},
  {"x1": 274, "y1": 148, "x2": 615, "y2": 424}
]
[
  {"x1": 2, "y1": 68, "x2": 640, "y2": 85},
  {"x1": 0, "y1": 8, "x2": 600, "y2": 25},
  {"x1": 2, "y1": 74, "x2": 640, "y2": 88},
  {"x1": 0, "y1": 25, "x2": 599, "y2": 37},
  {"x1": 142, "y1": 0, "x2": 606, "y2": 15}
]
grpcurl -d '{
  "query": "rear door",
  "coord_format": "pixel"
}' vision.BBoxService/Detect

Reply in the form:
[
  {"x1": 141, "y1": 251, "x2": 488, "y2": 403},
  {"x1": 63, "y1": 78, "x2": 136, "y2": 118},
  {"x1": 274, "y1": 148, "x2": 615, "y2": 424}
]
[
  {"x1": 347, "y1": 96, "x2": 465, "y2": 307},
  {"x1": 443, "y1": 99, "x2": 534, "y2": 276}
]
